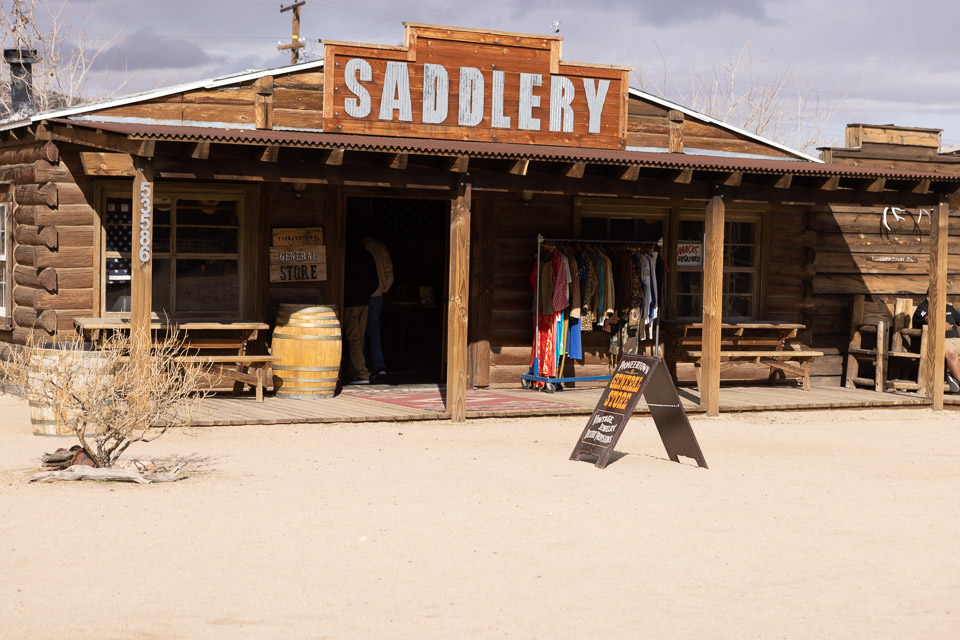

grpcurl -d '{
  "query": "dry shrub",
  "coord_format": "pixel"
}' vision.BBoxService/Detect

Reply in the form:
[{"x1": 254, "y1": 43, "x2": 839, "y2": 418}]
[{"x1": 0, "y1": 331, "x2": 210, "y2": 468}]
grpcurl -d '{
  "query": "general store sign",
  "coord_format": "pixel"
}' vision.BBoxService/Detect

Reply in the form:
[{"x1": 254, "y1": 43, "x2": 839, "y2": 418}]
[{"x1": 322, "y1": 24, "x2": 630, "y2": 149}]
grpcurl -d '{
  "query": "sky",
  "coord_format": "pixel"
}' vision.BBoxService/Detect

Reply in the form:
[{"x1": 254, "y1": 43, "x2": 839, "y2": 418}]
[{"x1": 16, "y1": 0, "x2": 960, "y2": 152}]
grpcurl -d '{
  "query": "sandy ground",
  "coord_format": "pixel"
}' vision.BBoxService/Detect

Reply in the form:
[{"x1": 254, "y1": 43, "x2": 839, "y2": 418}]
[{"x1": 0, "y1": 393, "x2": 958, "y2": 640}]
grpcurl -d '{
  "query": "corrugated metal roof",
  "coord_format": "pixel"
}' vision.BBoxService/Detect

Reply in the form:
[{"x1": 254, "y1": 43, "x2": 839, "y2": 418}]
[{"x1": 53, "y1": 118, "x2": 960, "y2": 182}]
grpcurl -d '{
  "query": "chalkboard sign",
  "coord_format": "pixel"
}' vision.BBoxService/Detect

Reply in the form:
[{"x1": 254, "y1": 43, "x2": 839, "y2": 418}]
[{"x1": 570, "y1": 355, "x2": 708, "y2": 470}]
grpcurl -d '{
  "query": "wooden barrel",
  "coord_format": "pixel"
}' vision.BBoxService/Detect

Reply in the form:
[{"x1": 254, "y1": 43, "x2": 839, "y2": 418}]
[
  {"x1": 271, "y1": 304, "x2": 342, "y2": 398},
  {"x1": 28, "y1": 346, "x2": 111, "y2": 437}
]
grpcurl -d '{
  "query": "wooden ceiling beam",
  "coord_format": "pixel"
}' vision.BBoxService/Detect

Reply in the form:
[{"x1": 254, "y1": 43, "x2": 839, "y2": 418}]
[
  {"x1": 448, "y1": 155, "x2": 469, "y2": 173},
  {"x1": 910, "y1": 179, "x2": 931, "y2": 194},
  {"x1": 813, "y1": 175, "x2": 840, "y2": 191},
  {"x1": 857, "y1": 176, "x2": 886, "y2": 192},
  {"x1": 191, "y1": 141, "x2": 211, "y2": 160},
  {"x1": 562, "y1": 161, "x2": 586, "y2": 179},
  {"x1": 618, "y1": 164, "x2": 641, "y2": 181},
  {"x1": 388, "y1": 152, "x2": 409, "y2": 170},
  {"x1": 323, "y1": 147, "x2": 344, "y2": 166},
  {"x1": 79, "y1": 152, "x2": 136, "y2": 177},
  {"x1": 715, "y1": 170, "x2": 743, "y2": 187},
  {"x1": 770, "y1": 173, "x2": 793, "y2": 189},
  {"x1": 260, "y1": 144, "x2": 280, "y2": 163},
  {"x1": 509, "y1": 159, "x2": 529, "y2": 176},
  {"x1": 50, "y1": 122, "x2": 149, "y2": 156},
  {"x1": 672, "y1": 168, "x2": 694, "y2": 184}
]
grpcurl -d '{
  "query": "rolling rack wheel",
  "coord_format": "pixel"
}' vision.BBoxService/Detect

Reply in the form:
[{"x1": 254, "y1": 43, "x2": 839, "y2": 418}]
[
  {"x1": 542, "y1": 382, "x2": 557, "y2": 393},
  {"x1": 521, "y1": 378, "x2": 532, "y2": 390}
]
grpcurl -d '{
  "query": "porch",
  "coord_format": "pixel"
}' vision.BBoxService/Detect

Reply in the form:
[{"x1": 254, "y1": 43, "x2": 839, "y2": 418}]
[{"x1": 186, "y1": 383, "x2": 951, "y2": 426}]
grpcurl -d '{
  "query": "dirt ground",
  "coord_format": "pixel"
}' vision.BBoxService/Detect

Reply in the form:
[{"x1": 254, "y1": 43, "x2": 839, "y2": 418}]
[{"x1": 0, "y1": 392, "x2": 958, "y2": 640}]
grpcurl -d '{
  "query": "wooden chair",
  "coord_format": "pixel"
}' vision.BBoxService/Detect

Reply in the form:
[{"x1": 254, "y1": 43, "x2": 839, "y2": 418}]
[
  {"x1": 845, "y1": 295, "x2": 891, "y2": 392},
  {"x1": 885, "y1": 297, "x2": 927, "y2": 393}
]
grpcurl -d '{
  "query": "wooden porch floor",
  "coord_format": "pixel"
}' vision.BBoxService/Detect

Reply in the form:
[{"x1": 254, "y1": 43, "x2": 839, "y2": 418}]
[{"x1": 187, "y1": 383, "x2": 952, "y2": 426}]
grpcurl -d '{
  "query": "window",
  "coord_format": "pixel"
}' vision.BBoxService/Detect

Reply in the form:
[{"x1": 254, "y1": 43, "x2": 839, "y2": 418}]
[
  {"x1": 99, "y1": 186, "x2": 253, "y2": 318},
  {"x1": 0, "y1": 202, "x2": 8, "y2": 317},
  {"x1": 576, "y1": 199, "x2": 669, "y2": 244},
  {"x1": 675, "y1": 213, "x2": 760, "y2": 320}
]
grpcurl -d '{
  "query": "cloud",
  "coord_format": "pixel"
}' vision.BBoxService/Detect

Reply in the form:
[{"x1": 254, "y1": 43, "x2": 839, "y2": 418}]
[
  {"x1": 92, "y1": 28, "x2": 224, "y2": 71},
  {"x1": 508, "y1": 0, "x2": 773, "y2": 26}
]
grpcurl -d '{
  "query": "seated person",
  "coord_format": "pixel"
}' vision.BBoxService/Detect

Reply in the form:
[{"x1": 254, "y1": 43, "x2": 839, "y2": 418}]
[{"x1": 912, "y1": 290, "x2": 960, "y2": 393}]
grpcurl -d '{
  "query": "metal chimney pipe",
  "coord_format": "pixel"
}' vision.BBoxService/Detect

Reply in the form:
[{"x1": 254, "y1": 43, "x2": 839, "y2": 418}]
[{"x1": 3, "y1": 48, "x2": 39, "y2": 116}]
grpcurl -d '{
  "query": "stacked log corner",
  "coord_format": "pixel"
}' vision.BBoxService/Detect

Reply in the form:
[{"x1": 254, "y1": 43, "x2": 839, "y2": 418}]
[{"x1": 6, "y1": 140, "x2": 96, "y2": 345}]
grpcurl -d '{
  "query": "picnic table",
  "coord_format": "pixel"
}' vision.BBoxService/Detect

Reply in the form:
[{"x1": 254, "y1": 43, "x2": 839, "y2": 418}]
[{"x1": 661, "y1": 320, "x2": 823, "y2": 392}]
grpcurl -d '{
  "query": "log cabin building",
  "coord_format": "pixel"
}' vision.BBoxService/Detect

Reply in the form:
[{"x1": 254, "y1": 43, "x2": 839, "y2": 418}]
[{"x1": 1, "y1": 23, "x2": 958, "y2": 419}]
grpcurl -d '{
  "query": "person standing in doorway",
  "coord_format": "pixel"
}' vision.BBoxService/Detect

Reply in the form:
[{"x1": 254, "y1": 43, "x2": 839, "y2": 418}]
[
  {"x1": 912, "y1": 288, "x2": 960, "y2": 393},
  {"x1": 363, "y1": 232, "x2": 394, "y2": 379},
  {"x1": 342, "y1": 229, "x2": 379, "y2": 385}
]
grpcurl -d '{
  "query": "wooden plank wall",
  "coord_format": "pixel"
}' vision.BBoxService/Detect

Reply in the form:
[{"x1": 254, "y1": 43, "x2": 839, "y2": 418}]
[
  {"x1": 3, "y1": 140, "x2": 97, "y2": 345},
  {"x1": 811, "y1": 203, "x2": 960, "y2": 381},
  {"x1": 88, "y1": 72, "x2": 325, "y2": 131}
]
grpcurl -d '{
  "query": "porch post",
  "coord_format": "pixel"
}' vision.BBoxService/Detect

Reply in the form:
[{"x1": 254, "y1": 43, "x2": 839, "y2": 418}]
[
  {"x1": 446, "y1": 177, "x2": 471, "y2": 422},
  {"x1": 702, "y1": 194, "x2": 725, "y2": 416},
  {"x1": 130, "y1": 158, "x2": 154, "y2": 360},
  {"x1": 921, "y1": 198, "x2": 948, "y2": 409}
]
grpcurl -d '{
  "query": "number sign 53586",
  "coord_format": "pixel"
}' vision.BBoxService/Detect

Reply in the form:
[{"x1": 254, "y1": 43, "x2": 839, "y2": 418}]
[{"x1": 138, "y1": 180, "x2": 152, "y2": 262}]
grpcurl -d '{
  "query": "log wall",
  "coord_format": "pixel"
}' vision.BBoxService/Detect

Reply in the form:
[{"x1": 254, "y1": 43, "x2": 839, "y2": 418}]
[{"x1": 2, "y1": 140, "x2": 98, "y2": 345}]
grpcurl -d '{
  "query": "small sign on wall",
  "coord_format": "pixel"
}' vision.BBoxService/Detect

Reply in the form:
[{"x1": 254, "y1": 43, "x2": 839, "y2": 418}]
[
  {"x1": 272, "y1": 226, "x2": 324, "y2": 246},
  {"x1": 270, "y1": 244, "x2": 327, "y2": 282},
  {"x1": 677, "y1": 242, "x2": 703, "y2": 267}
]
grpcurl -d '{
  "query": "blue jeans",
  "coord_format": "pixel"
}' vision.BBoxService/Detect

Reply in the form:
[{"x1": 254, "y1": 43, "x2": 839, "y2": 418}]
[{"x1": 364, "y1": 295, "x2": 385, "y2": 372}]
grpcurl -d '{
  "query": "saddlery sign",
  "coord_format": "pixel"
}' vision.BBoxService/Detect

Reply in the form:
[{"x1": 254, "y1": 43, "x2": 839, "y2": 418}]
[{"x1": 322, "y1": 23, "x2": 630, "y2": 149}]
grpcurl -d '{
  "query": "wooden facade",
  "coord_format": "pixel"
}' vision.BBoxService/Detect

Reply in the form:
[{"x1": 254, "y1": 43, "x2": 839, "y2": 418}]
[{"x1": 2, "y1": 25, "x2": 958, "y2": 418}]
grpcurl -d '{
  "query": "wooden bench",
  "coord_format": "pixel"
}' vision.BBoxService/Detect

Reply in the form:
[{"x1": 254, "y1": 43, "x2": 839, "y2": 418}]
[
  {"x1": 75, "y1": 318, "x2": 278, "y2": 402},
  {"x1": 664, "y1": 321, "x2": 824, "y2": 392}
]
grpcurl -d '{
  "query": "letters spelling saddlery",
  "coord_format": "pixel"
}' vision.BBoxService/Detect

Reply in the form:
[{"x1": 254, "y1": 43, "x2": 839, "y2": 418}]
[{"x1": 340, "y1": 59, "x2": 612, "y2": 135}]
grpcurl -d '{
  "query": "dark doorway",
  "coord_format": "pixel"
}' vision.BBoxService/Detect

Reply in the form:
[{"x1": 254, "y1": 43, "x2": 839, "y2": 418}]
[{"x1": 345, "y1": 196, "x2": 447, "y2": 383}]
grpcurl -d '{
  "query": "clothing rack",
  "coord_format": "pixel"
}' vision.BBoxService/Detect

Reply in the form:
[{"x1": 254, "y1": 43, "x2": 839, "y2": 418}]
[{"x1": 521, "y1": 234, "x2": 665, "y2": 392}]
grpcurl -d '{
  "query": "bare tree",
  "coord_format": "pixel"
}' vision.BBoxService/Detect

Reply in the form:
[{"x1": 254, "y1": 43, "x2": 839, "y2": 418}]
[
  {"x1": 633, "y1": 41, "x2": 848, "y2": 154},
  {"x1": 0, "y1": 331, "x2": 210, "y2": 468},
  {"x1": 0, "y1": 0, "x2": 132, "y2": 118}
]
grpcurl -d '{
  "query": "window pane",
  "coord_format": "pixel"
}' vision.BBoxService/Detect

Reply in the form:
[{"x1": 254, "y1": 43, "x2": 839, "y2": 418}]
[
  {"x1": 176, "y1": 199, "x2": 239, "y2": 226},
  {"x1": 724, "y1": 271, "x2": 754, "y2": 294},
  {"x1": 105, "y1": 257, "x2": 131, "y2": 312},
  {"x1": 152, "y1": 258, "x2": 171, "y2": 317},
  {"x1": 581, "y1": 216, "x2": 606, "y2": 240},
  {"x1": 726, "y1": 244, "x2": 755, "y2": 267},
  {"x1": 725, "y1": 221, "x2": 754, "y2": 244},
  {"x1": 637, "y1": 218, "x2": 664, "y2": 242},
  {"x1": 724, "y1": 295, "x2": 753, "y2": 318},
  {"x1": 609, "y1": 217, "x2": 633, "y2": 240},
  {"x1": 175, "y1": 259, "x2": 239, "y2": 314},
  {"x1": 676, "y1": 295, "x2": 702, "y2": 318},
  {"x1": 679, "y1": 220, "x2": 703, "y2": 242},
  {"x1": 176, "y1": 226, "x2": 238, "y2": 254}
]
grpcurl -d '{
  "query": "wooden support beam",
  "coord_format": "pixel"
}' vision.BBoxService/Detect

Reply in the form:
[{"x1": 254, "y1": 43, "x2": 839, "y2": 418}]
[
  {"x1": 921, "y1": 198, "x2": 949, "y2": 409},
  {"x1": 563, "y1": 161, "x2": 586, "y2": 179},
  {"x1": 130, "y1": 159, "x2": 154, "y2": 362},
  {"x1": 446, "y1": 178, "x2": 471, "y2": 423},
  {"x1": 672, "y1": 168, "x2": 694, "y2": 184},
  {"x1": 79, "y1": 152, "x2": 136, "y2": 177},
  {"x1": 701, "y1": 194, "x2": 725, "y2": 416},
  {"x1": 771, "y1": 173, "x2": 793, "y2": 189},
  {"x1": 388, "y1": 152, "x2": 409, "y2": 170},
  {"x1": 260, "y1": 144, "x2": 280, "y2": 163},
  {"x1": 668, "y1": 109, "x2": 684, "y2": 153},
  {"x1": 323, "y1": 147, "x2": 344, "y2": 166},
  {"x1": 449, "y1": 155, "x2": 469, "y2": 173},
  {"x1": 910, "y1": 179, "x2": 931, "y2": 194},
  {"x1": 49, "y1": 123, "x2": 146, "y2": 156},
  {"x1": 618, "y1": 164, "x2": 641, "y2": 181},
  {"x1": 191, "y1": 141, "x2": 211, "y2": 160},
  {"x1": 857, "y1": 177, "x2": 886, "y2": 192},
  {"x1": 815, "y1": 175, "x2": 840, "y2": 191},
  {"x1": 254, "y1": 76, "x2": 274, "y2": 130},
  {"x1": 509, "y1": 159, "x2": 529, "y2": 176},
  {"x1": 715, "y1": 171, "x2": 743, "y2": 187}
]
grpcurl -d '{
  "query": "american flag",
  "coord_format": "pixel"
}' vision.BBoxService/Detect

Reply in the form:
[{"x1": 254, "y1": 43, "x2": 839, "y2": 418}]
[{"x1": 106, "y1": 199, "x2": 131, "y2": 280}]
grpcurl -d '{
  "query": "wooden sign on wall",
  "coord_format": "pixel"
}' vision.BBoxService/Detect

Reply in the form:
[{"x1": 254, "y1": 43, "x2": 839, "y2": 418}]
[
  {"x1": 323, "y1": 23, "x2": 630, "y2": 149},
  {"x1": 270, "y1": 244, "x2": 327, "y2": 282},
  {"x1": 273, "y1": 226, "x2": 323, "y2": 246}
]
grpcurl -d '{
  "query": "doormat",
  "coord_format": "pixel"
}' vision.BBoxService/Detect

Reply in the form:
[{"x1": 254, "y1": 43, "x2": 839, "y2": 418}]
[{"x1": 344, "y1": 388, "x2": 578, "y2": 413}]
